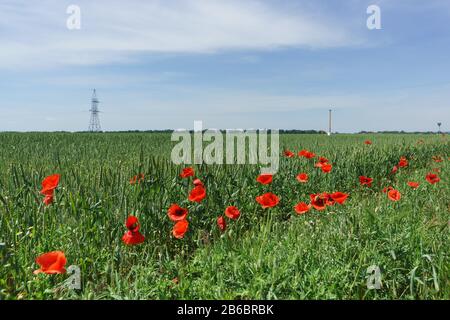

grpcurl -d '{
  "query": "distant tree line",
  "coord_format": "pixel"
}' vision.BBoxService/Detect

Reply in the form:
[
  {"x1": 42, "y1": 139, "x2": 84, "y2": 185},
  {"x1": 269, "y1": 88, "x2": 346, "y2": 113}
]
[
  {"x1": 89, "y1": 130, "x2": 447, "y2": 134},
  {"x1": 6, "y1": 130, "x2": 444, "y2": 134},
  {"x1": 80, "y1": 129, "x2": 329, "y2": 134},
  {"x1": 358, "y1": 130, "x2": 448, "y2": 134}
]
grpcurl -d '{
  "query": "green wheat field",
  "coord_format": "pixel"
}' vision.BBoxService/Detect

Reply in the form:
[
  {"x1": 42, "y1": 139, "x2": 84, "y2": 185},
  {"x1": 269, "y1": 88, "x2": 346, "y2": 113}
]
[{"x1": 0, "y1": 132, "x2": 448, "y2": 300}]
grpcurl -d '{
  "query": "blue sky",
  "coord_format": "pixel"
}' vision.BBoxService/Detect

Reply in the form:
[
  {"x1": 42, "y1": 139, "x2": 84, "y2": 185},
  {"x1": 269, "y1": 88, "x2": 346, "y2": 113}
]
[{"x1": 0, "y1": 0, "x2": 449, "y2": 132}]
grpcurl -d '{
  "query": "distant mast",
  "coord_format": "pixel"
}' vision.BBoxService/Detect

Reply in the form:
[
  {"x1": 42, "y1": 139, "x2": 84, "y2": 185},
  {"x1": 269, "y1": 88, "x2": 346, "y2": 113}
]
[
  {"x1": 88, "y1": 89, "x2": 102, "y2": 132},
  {"x1": 328, "y1": 109, "x2": 332, "y2": 136}
]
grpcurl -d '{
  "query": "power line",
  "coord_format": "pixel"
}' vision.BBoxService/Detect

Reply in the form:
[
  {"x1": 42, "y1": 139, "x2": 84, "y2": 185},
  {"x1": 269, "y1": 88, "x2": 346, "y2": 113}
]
[{"x1": 88, "y1": 89, "x2": 102, "y2": 132}]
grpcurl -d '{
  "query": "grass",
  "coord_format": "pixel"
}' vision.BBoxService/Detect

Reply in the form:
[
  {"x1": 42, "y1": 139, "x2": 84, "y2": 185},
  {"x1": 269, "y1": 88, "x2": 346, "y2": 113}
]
[{"x1": 0, "y1": 132, "x2": 448, "y2": 300}]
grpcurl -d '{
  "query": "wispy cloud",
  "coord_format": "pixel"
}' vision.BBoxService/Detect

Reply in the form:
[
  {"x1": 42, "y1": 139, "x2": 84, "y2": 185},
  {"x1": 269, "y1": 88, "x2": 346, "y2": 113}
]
[
  {"x1": 0, "y1": 0, "x2": 363, "y2": 69},
  {"x1": 1, "y1": 1, "x2": 448, "y2": 132}
]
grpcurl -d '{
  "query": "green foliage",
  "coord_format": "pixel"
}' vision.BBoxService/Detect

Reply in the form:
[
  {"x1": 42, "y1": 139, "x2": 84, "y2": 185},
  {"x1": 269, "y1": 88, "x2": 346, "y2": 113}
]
[{"x1": 0, "y1": 133, "x2": 448, "y2": 299}]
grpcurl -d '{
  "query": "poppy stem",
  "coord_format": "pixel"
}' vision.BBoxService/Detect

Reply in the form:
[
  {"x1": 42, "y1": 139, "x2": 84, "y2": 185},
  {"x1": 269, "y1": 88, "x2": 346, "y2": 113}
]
[{"x1": 42, "y1": 209, "x2": 45, "y2": 234}]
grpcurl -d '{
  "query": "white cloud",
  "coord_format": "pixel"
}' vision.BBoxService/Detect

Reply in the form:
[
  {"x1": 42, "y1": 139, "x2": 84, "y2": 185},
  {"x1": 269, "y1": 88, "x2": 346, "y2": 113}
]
[{"x1": 0, "y1": 0, "x2": 362, "y2": 69}]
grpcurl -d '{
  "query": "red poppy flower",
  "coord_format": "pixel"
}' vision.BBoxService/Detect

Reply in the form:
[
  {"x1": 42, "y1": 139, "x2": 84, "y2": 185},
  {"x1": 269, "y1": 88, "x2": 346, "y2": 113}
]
[
  {"x1": 225, "y1": 206, "x2": 240, "y2": 220},
  {"x1": 330, "y1": 192, "x2": 349, "y2": 204},
  {"x1": 41, "y1": 177, "x2": 58, "y2": 206},
  {"x1": 296, "y1": 173, "x2": 308, "y2": 183},
  {"x1": 193, "y1": 178, "x2": 204, "y2": 186},
  {"x1": 217, "y1": 216, "x2": 226, "y2": 232},
  {"x1": 40, "y1": 174, "x2": 60, "y2": 195},
  {"x1": 387, "y1": 189, "x2": 401, "y2": 202},
  {"x1": 304, "y1": 151, "x2": 316, "y2": 159},
  {"x1": 432, "y1": 156, "x2": 443, "y2": 163},
  {"x1": 33, "y1": 251, "x2": 67, "y2": 275},
  {"x1": 398, "y1": 157, "x2": 408, "y2": 168},
  {"x1": 122, "y1": 215, "x2": 145, "y2": 245},
  {"x1": 407, "y1": 181, "x2": 420, "y2": 189},
  {"x1": 173, "y1": 220, "x2": 189, "y2": 239},
  {"x1": 391, "y1": 165, "x2": 398, "y2": 174},
  {"x1": 320, "y1": 163, "x2": 332, "y2": 173},
  {"x1": 188, "y1": 185, "x2": 206, "y2": 203},
  {"x1": 284, "y1": 150, "x2": 295, "y2": 158},
  {"x1": 167, "y1": 204, "x2": 188, "y2": 222},
  {"x1": 294, "y1": 202, "x2": 310, "y2": 215},
  {"x1": 310, "y1": 193, "x2": 327, "y2": 211},
  {"x1": 256, "y1": 192, "x2": 280, "y2": 209},
  {"x1": 314, "y1": 157, "x2": 329, "y2": 167},
  {"x1": 359, "y1": 176, "x2": 373, "y2": 187},
  {"x1": 324, "y1": 193, "x2": 335, "y2": 206},
  {"x1": 364, "y1": 140, "x2": 372, "y2": 145},
  {"x1": 382, "y1": 186, "x2": 394, "y2": 193},
  {"x1": 432, "y1": 168, "x2": 440, "y2": 173},
  {"x1": 180, "y1": 167, "x2": 194, "y2": 178},
  {"x1": 256, "y1": 174, "x2": 273, "y2": 185},
  {"x1": 122, "y1": 230, "x2": 145, "y2": 245},
  {"x1": 299, "y1": 150, "x2": 315, "y2": 158},
  {"x1": 425, "y1": 173, "x2": 440, "y2": 184}
]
